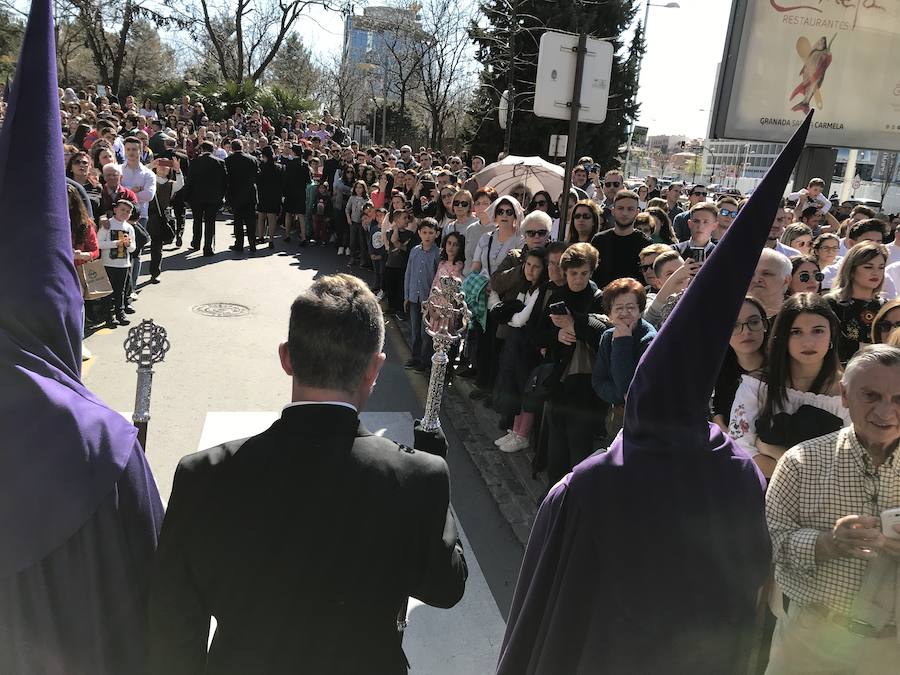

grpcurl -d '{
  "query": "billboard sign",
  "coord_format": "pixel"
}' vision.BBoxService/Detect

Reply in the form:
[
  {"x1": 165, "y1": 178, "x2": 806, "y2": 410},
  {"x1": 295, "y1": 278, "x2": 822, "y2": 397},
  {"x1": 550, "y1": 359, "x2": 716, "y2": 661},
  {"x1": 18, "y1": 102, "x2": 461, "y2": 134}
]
[{"x1": 710, "y1": 0, "x2": 900, "y2": 151}]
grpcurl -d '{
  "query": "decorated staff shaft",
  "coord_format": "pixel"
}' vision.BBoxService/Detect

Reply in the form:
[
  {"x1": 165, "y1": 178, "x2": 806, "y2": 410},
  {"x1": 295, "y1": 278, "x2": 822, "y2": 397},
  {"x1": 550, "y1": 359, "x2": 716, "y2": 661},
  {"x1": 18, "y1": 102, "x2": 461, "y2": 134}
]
[
  {"x1": 400, "y1": 276, "x2": 470, "y2": 642},
  {"x1": 123, "y1": 319, "x2": 170, "y2": 452},
  {"x1": 419, "y1": 275, "x2": 471, "y2": 433}
]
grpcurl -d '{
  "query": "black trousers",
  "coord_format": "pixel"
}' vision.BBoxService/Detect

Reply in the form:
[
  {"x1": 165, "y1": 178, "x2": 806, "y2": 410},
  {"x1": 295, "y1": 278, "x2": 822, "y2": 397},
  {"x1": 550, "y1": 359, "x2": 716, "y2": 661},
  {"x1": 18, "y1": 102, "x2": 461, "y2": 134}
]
[
  {"x1": 191, "y1": 203, "x2": 218, "y2": 252},
  {"x1": 475, "y1": 315, "x2": 503, "y2": 390},
  {"x1": 546, "y1": 376, "x2": 603, "y2": 486},
  {"x1": 231, "y1": 203, "x2": 256, "y2": 249},
  {"x1": 171, "y1": 191, "x2": 186, "y2": 236},
  {"x1": 383, "y1": 265, "x2": 405, "y2": 313},
  {"x1": 105, "y1": 266, "x2": 129, "y2": 317}
]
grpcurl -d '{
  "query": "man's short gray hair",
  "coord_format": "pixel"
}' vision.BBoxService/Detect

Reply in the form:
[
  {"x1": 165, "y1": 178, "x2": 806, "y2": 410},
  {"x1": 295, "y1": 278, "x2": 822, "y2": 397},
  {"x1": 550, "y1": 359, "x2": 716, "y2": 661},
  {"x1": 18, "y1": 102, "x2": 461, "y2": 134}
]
[
  {"x1": 287, "y1": 274, "x2": 385, "y2": 393},
  {"x1": 102, "y1": 163, "x2": 122, "y2": 175},
  {"x1": 842, "y1": 344, "x2": 900, "y2": 386},
  {"x1": 758, "y1": 247, "x2": 792, "y2": 279},
  {"x1": 520, "y1": 210, "x2": 552, "y2": 234}
]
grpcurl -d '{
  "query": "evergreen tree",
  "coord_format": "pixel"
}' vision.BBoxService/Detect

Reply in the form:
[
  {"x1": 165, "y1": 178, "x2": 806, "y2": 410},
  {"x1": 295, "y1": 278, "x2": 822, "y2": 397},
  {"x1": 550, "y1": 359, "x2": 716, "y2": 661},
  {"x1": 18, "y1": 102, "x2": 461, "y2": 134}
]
[{"x1": 467, "y1": 0, "x2": 643, "y2": 171}]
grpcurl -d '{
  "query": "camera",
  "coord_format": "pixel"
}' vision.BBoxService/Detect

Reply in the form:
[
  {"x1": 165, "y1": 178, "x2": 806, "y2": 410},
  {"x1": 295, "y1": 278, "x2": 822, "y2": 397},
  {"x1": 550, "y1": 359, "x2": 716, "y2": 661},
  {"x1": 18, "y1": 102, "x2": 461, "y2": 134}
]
[{"x1": 549, "y1": 301, "x2": 568, "y2": 316}]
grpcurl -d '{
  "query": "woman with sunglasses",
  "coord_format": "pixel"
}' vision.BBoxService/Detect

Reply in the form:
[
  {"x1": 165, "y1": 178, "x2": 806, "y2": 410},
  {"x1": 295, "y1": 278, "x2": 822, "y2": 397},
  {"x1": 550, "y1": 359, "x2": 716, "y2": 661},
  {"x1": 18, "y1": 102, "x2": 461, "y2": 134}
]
[
  {"x1": 566, "y1": 200, "x2": 601, "y2": 245},
  {"x1": 870, "y1": 298, "x2": 900, "y2": 345},
  {"x1": 443, "y1": 189, "x2": 477, "y2": 238},
  {"x1": 729, "y1": 293, "x2": 849, "y2": 478},
  {"x1": 781, "y1": 223, "x2": 813, "y2": 255},
  {"x1": 528, "y1": 191, "x2": 555, "y2": 218},
  {"x1": 67, "y1": 151, "x2": 102, "y2": 220},
  {"x1": 434, "y1": 186, "x2": 457, "y2": 234},
  {"x1": 712, "y1": 296, "x2": 768, "y2": 432},
  {"x1": 825, "y1": 240, "x2": 890, "y2": 362},
  {"x1": 788, "y1": 255, "x2": 823, "y2": 295}
]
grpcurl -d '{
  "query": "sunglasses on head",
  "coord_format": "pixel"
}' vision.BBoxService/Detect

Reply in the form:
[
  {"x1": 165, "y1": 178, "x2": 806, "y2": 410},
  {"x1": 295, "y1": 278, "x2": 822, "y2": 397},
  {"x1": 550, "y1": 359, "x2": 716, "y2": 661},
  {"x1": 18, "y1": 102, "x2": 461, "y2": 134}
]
[
  {"x1": 496, "y1": 207, "x2": 515, "y2": 216},
  {"x1": 604, "y1": 181, "x2": 622, "y2": 188},
  {"x1": 525, "y1": 229, "x2": 549, "y2": 237},
  {"x1": 452, "y1": 200, "x2": 470, "y2": 207},
  {"x1": 720, "y1": 208, "x2": 737, "y2": 217},
  {"x1": 797, "y1": 271, "x2": 824, "y2": 283}
]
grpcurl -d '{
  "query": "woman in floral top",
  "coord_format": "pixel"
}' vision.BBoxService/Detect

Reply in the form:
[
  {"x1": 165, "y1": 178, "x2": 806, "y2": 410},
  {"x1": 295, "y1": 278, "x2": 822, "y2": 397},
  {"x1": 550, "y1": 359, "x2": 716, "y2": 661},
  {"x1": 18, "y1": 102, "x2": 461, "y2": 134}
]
[{"x1": 824, "y1": 240, "x2": 889, "y2": 363}]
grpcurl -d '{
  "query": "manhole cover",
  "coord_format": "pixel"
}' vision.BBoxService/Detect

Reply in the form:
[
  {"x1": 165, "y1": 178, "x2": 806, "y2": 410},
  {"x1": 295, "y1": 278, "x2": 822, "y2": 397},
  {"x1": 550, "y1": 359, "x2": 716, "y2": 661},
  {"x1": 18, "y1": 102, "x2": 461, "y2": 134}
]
[{"x1": 192, "y1": 302, "x2": 250, "y2": 317}]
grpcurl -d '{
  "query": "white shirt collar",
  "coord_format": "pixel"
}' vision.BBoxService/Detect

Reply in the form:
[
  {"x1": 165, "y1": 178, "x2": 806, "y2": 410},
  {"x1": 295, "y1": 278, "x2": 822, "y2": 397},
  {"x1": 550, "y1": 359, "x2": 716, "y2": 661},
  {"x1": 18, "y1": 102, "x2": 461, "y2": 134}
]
[{"x1": 282, "y1": 400, "x2": 358, "y2": 413}]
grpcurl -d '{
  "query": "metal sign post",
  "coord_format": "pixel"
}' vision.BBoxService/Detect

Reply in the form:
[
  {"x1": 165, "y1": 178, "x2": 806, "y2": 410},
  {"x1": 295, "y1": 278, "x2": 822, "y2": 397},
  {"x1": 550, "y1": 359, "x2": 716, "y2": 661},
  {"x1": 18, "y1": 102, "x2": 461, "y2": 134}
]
[{"x1": 557, "y1": 31, "x2": 588, "y2": 241}]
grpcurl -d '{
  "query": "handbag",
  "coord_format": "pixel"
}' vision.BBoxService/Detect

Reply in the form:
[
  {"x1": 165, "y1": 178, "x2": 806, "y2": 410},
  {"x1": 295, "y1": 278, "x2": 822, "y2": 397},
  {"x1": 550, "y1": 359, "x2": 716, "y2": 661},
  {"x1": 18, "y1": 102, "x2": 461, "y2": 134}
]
[
  {"x1": 77, "y1": 259, "x2": 113, "y2": 300},
  {"x1": 521, "y1": 361, "x2": 563, "y2": 414}
]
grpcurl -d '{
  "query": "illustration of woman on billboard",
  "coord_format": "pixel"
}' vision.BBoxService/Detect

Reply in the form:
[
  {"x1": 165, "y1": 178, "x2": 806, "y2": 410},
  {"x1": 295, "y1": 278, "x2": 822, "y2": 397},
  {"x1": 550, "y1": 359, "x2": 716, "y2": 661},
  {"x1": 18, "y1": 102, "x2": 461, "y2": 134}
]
[{"x1": 790, "y1": 35, "x2": 835, "y2": 114}]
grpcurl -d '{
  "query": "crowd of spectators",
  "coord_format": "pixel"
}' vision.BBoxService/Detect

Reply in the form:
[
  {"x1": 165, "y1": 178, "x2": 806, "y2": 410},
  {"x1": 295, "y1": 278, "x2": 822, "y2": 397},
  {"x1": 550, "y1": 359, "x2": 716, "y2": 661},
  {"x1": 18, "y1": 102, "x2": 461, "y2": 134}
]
[{"x1": 22, "y1": 83, "x2": 900, "y2": 671}]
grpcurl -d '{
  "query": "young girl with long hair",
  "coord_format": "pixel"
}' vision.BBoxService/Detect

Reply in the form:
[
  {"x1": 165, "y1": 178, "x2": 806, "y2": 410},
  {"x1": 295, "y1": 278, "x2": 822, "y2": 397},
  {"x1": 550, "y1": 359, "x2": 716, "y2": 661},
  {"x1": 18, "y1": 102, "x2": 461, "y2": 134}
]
[{"x1": 729, "y1": 293, "x2": 849, "y2": 478}]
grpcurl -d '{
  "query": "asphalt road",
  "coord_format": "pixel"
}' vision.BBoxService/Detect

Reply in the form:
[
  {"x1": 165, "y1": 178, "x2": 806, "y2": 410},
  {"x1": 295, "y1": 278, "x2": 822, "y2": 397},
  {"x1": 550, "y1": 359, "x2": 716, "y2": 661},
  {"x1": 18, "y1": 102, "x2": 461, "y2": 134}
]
[{"x1": 81, "y1": 219, "x2": 524, "y2": 619}]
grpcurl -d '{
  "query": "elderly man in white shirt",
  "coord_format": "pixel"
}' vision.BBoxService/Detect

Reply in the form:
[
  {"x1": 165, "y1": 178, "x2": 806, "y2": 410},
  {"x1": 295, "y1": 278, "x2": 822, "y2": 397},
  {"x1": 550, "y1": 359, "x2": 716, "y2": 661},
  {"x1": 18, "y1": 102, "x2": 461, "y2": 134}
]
[
  {"x1": 765, "y1": 345, "x2": 900, "y2": 674},
  {"x1": 119, "y1": 136, "x2": 155, "y2": 294}
]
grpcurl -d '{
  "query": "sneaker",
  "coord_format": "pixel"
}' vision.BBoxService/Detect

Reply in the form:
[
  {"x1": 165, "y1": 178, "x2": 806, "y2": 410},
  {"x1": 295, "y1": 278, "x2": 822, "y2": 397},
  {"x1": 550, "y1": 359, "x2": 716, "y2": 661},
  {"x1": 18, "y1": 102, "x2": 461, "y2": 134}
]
[
  {"x1": 150, "y1": 276, "x2": 161, "y2": 284},
  {"x1": 175, "y1": 235, "x2": 183, "y2": 247},
  {"x1": 499, "y1": 433, "x2": 530, "y2": 453},
  {"x1": 116, "y1": 314, "x2": 131, "y2": 326},
  {"x1": 123, "y1": 305, "x2": 136, "y2": 314},
  {"x1": 105, "y1": 317, "x2": 118, "y2": 329},
  {"x1": 129, "y1": 292, "x2": 139, "y2": 302},
  {"x1": 494, "y1": 431, "x2": 515, "y2": 447}
]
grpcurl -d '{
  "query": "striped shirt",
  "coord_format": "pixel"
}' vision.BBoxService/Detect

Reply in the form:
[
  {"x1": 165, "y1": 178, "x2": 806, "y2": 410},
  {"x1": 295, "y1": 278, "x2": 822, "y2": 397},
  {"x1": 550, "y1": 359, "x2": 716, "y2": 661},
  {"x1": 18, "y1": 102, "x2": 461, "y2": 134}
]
[{"x1": 766, "y1": 426, "x2": 900, "y2": 617}]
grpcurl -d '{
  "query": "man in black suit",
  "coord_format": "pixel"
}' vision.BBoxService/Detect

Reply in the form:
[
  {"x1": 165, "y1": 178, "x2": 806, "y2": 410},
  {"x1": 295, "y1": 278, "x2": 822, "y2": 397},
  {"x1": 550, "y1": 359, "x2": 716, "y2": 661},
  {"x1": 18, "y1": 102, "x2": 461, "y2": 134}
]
[
  {"x1": 186, "y1": 140, "x2": 227, "y2": 256},
  {"x1": 148, "y1": 274, "x2": 467, "y2": 675},
  {"x1": 224, "y1": 139, "x2": 259, "y2": 252}
]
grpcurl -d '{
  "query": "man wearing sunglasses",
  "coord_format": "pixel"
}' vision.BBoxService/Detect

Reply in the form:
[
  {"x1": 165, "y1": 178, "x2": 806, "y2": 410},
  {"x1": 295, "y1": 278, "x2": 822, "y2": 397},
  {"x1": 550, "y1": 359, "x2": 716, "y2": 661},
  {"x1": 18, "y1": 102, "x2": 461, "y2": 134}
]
[
  {"x1": 714, "y1": 196, "x2": 739, "y2": 242},
  {"x1": 672, "y1": 184, "x2": 708, "y2": 242},
  {"x1": 599, "y1": 169, "x2": 624, "y2": 209}
]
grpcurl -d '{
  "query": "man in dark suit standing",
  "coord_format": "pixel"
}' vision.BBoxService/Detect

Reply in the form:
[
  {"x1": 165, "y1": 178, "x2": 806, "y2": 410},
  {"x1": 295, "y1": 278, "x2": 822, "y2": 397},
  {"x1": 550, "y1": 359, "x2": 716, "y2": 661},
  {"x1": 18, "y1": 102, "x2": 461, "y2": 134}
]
[
  {"x1": 185, "y1": 140, "x2": 227, "y2": 256},
  {"x1": 224, "y1": 139, "x2": 259, "y2": 253},
  {"x1": 148, "y1": 274, "x2": 467, "y2": 675}
]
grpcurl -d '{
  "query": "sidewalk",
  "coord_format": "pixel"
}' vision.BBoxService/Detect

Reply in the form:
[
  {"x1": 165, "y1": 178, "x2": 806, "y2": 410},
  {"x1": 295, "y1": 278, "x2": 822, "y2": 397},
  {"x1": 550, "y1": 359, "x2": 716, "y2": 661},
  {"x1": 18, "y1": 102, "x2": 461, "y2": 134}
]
[{"x1": 391, "y1": 317, "x2": 547, "y2": 547}]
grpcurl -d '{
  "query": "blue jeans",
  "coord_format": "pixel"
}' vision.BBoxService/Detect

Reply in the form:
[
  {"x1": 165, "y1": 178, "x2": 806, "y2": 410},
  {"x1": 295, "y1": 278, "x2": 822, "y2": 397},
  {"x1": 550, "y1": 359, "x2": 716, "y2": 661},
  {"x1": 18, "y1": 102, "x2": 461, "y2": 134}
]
[{"x1": 408, "y1": 302, "x2": 433, "y2": 364}]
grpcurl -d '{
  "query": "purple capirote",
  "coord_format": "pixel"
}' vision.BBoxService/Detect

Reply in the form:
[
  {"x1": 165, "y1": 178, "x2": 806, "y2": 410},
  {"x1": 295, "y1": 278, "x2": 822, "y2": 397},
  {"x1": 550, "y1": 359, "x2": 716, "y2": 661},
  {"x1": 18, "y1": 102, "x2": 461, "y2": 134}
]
[
  {"x1": 0, "y1": 0, "x2": 164, "y2": 672},
  {"x1": 498, "y1": 112, "x2": 815, "y2": 674}
]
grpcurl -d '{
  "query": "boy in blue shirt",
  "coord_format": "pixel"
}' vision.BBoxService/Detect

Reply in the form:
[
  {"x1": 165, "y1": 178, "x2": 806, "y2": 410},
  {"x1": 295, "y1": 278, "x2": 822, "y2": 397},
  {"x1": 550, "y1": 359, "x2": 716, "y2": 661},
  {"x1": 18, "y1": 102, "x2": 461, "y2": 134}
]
[{"x1": 404, "y1": 217, "x2": 440, "y2": 372}]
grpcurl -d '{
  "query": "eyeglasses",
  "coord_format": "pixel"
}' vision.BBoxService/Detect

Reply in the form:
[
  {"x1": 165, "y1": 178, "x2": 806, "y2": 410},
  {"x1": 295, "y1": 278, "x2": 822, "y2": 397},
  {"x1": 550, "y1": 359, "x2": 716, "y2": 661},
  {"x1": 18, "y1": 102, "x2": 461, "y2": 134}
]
[
  {"x1": 640, "y1": 263, "x2": 654, "y2": 272},
  {"x1": 525, "y1": 229, "x2": 549, "y2": 237},
  {"x1": 876, "y1": 320, "x2": 900, "y2": 336},
  {"x1": 797, "y1": 271, "x2": 824, "y2": 283},
  {"x1": 496, "y1": 207, "x2": 515, "y2": 216},
  {"x1": 604, "y1": 181, "x2": 622, "y2": 188},
  {"x1": 452, "y1": 200, "x2": 470, "y2": 207},
  {"x1": 720, "y1": 208, "x2": 738, "y2": 217},
  {"x1": 573, "y1": 212, "x2": 593, "y2": 220},
  {"x1": 534, "y1": 200, "x2": 547, "y2": 206},
  {"x1": 732, "y1": 316, "x2": 766, "y2": 335}
]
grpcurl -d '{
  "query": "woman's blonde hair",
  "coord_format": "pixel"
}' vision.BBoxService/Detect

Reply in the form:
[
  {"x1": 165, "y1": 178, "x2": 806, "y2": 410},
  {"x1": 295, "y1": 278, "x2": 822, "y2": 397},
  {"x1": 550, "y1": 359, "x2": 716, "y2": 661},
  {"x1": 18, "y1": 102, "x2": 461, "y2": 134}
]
[{"x1": 826, "y1": 240, "x2": 889, "y2": 302}]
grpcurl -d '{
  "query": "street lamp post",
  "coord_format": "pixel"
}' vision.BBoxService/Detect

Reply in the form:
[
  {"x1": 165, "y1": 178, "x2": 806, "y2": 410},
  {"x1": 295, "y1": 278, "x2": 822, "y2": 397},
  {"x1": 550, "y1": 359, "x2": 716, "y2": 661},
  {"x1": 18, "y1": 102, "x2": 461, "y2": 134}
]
[{"x1": 627, "y1": 2, "x2": 680, "y2": 176}]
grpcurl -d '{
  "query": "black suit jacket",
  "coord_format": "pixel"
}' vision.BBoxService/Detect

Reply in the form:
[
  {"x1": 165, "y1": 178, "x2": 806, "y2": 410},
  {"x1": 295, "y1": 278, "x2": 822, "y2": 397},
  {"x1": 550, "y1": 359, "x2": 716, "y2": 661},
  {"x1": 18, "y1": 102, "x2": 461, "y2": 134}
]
[
  {"x1": 186, "y1": 153, "x2": 227, "y2": 207},
  {"x1": 225, "y1": 151, "x2": 259, "y2": 208},
  {"x1": 148, "y1": 404, "x2": 467, "y2": 675}
]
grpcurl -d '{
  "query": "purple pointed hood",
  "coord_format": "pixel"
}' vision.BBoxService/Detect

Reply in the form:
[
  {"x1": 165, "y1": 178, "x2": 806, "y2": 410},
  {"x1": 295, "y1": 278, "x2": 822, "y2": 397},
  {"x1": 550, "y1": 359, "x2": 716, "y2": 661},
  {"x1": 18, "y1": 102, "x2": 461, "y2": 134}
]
[
  {"x1": 0, "y1": 0, "x2": 141, "y2": 576},
  {"x1": 619, "y1": 112, "x2": 814, "y2": 458}
]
